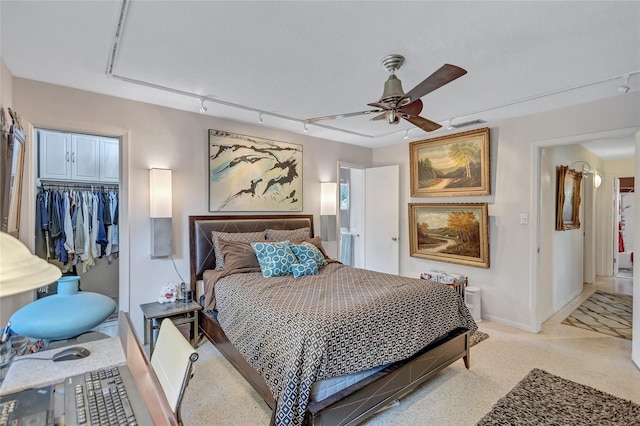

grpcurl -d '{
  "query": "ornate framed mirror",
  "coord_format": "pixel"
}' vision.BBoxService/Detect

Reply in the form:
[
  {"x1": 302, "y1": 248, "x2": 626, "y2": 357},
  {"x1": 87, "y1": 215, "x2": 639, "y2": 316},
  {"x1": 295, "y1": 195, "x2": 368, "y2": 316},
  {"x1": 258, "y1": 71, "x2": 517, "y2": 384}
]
[{"x1": 2, "y1": 124, "x2": 26, "y2": 237}]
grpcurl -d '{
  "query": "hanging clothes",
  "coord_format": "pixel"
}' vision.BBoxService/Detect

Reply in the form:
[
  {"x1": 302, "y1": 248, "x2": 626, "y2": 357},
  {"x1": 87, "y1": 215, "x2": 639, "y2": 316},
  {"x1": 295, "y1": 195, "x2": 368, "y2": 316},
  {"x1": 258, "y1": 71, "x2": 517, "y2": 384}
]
[{"x1": 36, "y1": 185, "x2": 118, "y2": 271}]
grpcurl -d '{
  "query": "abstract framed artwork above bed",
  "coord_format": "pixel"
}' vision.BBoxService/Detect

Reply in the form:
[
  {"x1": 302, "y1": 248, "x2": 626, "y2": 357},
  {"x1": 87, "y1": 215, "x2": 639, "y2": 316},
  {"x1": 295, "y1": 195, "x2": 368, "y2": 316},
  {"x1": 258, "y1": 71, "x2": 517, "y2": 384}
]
[{"x1": 208, "y1": 129, "x2": 302, "y2": 211}]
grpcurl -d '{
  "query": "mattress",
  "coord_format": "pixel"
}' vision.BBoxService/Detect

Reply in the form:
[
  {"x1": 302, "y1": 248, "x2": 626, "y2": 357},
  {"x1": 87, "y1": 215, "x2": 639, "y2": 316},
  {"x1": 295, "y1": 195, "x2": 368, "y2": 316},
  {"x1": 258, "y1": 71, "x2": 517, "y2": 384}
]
[{"x1": 310, "y1": 364, "x2": 387, "y2": 402}]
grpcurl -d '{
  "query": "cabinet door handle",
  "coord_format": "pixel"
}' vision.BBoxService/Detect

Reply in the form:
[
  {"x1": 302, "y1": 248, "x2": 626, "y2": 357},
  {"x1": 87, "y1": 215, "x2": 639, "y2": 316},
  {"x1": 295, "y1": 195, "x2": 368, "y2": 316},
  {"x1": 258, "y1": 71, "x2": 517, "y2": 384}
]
[
  {"x1": 71, "y1": 152, "x2": 75, "y2": 163},
  {"x1": 66, "y1": 151, "x2": 69, "y2": 162},
  {"x1": 391, "y1": 237, "x2": 398, "y2": 241}
]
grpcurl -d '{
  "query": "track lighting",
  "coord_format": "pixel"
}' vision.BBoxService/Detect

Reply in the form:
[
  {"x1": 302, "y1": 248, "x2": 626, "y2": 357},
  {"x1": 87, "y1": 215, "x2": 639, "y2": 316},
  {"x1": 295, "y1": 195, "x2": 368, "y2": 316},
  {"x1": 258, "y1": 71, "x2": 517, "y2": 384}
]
[
  {"x1": 199, "y1": 98, "x2": 208, "y2": 114},
  {"x1": 404, "y1": 129, "x2": 410, "y2": 139},
  {"x1": 303, "y1": 121, "x2": 309, "y2": 133},
  {"x1": 447, "y1": 119, "x2": 453, "y2": 130},
  {"x1": 258, "y1": 112, "x2": 263, "y2": 123},
  {"x1": 618, "y1": 74, "x2": 630, "y2": 94}
]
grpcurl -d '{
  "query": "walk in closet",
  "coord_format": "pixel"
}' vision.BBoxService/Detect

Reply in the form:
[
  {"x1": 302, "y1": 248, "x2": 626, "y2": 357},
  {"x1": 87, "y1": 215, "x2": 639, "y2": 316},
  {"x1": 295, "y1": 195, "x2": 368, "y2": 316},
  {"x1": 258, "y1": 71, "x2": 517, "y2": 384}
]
[{"x1": 35, "y1": 129, "x2": 120, "y2": 336}]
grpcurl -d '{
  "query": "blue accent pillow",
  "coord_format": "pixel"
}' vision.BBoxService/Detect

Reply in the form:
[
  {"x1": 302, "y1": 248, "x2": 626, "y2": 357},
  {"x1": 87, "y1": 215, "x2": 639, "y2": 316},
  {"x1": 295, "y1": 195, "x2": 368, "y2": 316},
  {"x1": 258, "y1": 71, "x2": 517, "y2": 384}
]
[
  {"x1": 289, "y1": 241, "x2": 328, "y2": 268},
  {"x1": 251, "y1": 241, "x2": 298, "y2": 277},
  {"x1": 291, "y1": 259, "x2": 319, "y2": 278}
]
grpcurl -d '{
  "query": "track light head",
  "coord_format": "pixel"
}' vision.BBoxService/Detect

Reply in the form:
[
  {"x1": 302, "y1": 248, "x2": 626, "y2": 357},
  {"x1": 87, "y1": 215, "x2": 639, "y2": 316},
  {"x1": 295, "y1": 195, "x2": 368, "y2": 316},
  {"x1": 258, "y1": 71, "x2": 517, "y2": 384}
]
[
  {"x1": 199, "y1": 98, "x2": 208, "y2": 114},
  {"x1": 618, "y1": 74, "x2": 630, "y2": 94},
  {"x1": 258, "y1": 112, "x2": 263, "y2": 123},
  {"x1": 303, "y1": 120, "x2": 309, "y2": 133}
]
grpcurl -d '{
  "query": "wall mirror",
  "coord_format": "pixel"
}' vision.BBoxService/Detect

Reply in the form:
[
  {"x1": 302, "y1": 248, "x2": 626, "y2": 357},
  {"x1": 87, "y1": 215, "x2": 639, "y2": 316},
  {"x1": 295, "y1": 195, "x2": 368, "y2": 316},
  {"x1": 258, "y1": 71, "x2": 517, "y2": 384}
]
[
  {"x1": 1, "y1": 125, "x2": 26, "y2": 237},
  {"x1": 555, "y1": 165, "x2": 583, "y2": 231}
]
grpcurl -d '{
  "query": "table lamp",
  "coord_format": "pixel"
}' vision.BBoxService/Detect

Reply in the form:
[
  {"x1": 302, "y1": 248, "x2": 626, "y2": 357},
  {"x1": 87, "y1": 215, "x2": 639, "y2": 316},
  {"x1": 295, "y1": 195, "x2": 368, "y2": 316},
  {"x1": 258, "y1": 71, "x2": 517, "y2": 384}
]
[{"x1": 0, "y1": 231, "x2": 117, "y2": 341}]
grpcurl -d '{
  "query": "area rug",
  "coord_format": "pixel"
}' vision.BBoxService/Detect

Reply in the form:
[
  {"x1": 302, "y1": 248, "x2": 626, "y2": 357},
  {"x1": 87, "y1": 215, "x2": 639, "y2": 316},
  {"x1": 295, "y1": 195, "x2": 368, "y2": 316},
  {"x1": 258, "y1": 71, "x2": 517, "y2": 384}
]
[
  {"x1": 477, "y1": 368, "x2": 640, "y2": 425},
  {"x1": 561, "y1": 290, "x2": 632, "y2": 340},
  {"x1": 470, "y1": 330, "x2": 489, "y2": 347}
]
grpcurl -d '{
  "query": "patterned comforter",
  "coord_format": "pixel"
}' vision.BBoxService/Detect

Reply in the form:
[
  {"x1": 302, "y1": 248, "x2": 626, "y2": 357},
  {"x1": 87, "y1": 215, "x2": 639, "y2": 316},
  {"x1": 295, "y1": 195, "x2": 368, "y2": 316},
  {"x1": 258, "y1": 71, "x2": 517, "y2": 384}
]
[{"x1": 211, "y1": 262, "x2": 477, "y2": 425}]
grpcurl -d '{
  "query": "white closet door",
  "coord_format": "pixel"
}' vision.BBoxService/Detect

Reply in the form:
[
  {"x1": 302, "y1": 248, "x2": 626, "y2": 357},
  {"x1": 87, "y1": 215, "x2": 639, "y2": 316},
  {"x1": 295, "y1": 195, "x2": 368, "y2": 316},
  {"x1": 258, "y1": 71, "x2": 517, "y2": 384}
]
[
  {"x1": 39, "y1": 130, "x2": 71, "y2": 180},
  {"x1": 100, "y1": 138, "x2": 120, "y2": 182},
  {"x1": 71, "y1": 134, "x2": 100, "y2": 181}
]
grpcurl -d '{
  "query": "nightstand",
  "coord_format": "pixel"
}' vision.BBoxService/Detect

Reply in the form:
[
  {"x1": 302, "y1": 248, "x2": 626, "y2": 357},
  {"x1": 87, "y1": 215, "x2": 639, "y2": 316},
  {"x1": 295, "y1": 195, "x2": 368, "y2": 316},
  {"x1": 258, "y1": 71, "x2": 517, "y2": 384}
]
[{"x1": 139, "y1": 300, "x2": 202, "y2": 356}]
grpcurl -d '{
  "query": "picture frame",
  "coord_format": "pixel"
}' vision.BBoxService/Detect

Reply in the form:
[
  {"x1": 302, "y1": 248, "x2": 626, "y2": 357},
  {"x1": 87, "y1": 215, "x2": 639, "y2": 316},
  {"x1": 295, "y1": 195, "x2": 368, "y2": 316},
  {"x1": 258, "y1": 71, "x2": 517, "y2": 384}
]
[
  {"x1": 555, "y1": 165, "x2": 582, "y2": 231},
  {"x1": 409, "y1": 127, "x2": 490, "y2": 197},
  {"x1": 209, "y1": 129, "x2": 302, "y2": 211},
  {"x1": 408, "y1": 203, "x2": 490, "y2": 268},
  {"x1": 1, "y1": 125, "x2": 25, "y2": 237}
]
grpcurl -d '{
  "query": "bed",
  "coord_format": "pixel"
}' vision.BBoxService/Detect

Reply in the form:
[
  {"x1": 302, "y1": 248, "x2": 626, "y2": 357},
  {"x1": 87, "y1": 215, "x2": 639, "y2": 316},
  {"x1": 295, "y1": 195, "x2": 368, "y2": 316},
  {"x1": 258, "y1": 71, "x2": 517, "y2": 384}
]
[{"x1": 189, "y1": 214, "x2": 476, "y2": 426}]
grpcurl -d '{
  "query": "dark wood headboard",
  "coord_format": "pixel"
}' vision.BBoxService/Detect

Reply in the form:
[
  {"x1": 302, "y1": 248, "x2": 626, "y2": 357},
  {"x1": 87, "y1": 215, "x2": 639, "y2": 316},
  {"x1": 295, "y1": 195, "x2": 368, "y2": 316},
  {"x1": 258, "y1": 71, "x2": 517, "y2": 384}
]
[{"x1": 188, "y1": 214, "x2": 315, "y2": 287}]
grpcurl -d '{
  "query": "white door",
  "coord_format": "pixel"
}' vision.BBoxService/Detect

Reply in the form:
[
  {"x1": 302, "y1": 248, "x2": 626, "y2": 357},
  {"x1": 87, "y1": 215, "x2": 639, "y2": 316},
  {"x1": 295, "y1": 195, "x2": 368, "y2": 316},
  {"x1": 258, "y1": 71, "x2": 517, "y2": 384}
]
[
  {"x1": 613, "y1": 177, "x2": 620, "y2": 276},
  {"x1": 364, "y1": 165, "x2": 400, "y2": 274},
  {"x1": 583, "y1": 174, "x2": 596, "y2": 284}
]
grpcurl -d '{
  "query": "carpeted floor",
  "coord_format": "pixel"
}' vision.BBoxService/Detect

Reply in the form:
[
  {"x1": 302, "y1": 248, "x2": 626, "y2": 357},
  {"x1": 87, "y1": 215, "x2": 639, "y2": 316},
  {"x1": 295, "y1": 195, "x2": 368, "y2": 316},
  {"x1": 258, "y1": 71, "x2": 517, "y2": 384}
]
[
  {"x1": 561, "y1": 290, "x2": 632, "y2": 340},
  {"x1": 477, "y1": 368, "x2": 640, "y2": 425}
]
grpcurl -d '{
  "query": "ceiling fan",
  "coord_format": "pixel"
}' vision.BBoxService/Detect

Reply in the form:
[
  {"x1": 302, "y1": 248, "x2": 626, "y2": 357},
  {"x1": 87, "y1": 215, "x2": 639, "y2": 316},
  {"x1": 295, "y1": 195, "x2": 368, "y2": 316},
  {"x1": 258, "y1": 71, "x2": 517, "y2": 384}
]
[{"x1": 309, "y1": 54, "x2": 467, "y2": 133}]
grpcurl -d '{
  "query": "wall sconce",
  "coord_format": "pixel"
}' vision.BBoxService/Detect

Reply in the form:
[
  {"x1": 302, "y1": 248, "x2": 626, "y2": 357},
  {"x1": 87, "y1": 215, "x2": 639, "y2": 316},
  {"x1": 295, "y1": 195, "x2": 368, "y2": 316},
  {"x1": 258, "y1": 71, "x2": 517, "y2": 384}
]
[
  {"x1": 320, "y1": 182, "x2": 337, "y2": 241},
  {"x1": 593, "y1": 171, "x2": 602, "y2": 189},
  {"x1": 150, "y1": 168, "x2": 173, "y2": 258},
  {"x1": 570, "y1": 161, "x2": 602, "y2": 190}
]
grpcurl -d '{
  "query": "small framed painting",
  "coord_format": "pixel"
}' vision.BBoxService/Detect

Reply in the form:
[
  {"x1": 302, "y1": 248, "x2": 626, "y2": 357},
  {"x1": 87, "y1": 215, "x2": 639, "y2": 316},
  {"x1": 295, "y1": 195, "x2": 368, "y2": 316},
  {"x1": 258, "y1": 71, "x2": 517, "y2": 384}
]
[
  {"x1": 409, "y1": 127, "x2": 490, "y2": 197},
  {"x1": 408, "y1": 203, "x2": 490, "y2": 268},
  {"x1": 209, "y1": 129, "x2": 302, "y2": 211}
]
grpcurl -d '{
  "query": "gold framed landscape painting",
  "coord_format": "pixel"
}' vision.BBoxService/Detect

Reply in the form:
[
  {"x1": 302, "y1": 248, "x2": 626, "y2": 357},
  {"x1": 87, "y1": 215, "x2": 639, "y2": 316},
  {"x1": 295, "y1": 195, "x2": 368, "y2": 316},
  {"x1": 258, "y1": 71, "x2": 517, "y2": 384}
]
[
  {"x1": 409, "y1": 127, "x2": 490, "y2": 197},
  {"x1": 209, "y1": 129, "x2": 302, "y2": 211},
  {"x1": 408, "y1": 203, "x2": 490, "y2": 268}
]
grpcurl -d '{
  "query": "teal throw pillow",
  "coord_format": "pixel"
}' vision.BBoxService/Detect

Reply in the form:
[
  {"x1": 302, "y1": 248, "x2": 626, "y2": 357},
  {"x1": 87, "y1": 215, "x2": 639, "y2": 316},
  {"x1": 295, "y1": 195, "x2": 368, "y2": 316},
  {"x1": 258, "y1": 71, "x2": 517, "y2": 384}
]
[
  {"x1": 291, "y1": 259, "x2": 319, "y2": 278},
  {"x1": 289, "y1": 241, "x2": 328, "y2": 268},
  {"x1": 251, "y1": 241, "x2": 297, "y2": 277}
]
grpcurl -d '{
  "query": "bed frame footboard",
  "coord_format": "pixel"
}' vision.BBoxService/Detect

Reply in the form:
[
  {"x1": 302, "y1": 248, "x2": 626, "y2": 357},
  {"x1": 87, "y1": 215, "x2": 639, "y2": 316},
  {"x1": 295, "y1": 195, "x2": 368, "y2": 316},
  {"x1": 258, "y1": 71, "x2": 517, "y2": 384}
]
[{"x1": 200, "y1": 311, "x2": 470, "y2": 426}]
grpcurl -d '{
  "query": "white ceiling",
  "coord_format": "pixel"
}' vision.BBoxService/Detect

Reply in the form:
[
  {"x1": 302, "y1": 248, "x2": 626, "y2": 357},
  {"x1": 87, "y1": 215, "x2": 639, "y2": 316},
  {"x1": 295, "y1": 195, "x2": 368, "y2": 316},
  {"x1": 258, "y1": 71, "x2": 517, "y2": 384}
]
[{"x1": 1, "y1": 1, "x2": 639, "y2": 155}]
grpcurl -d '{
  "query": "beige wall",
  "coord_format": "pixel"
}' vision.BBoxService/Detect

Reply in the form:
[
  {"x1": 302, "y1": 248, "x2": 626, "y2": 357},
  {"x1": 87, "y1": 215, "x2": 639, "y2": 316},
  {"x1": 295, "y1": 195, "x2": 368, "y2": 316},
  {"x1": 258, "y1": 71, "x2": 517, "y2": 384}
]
[
  {"x1": 372, "y1": 92, "x2": 640, "y2": 331},
  {"x1": 5, "y1": 65, "x2": 640, "y2": 337},
  {"x1": 11, "y1": 77, "x2": 372, "y2": 337}
]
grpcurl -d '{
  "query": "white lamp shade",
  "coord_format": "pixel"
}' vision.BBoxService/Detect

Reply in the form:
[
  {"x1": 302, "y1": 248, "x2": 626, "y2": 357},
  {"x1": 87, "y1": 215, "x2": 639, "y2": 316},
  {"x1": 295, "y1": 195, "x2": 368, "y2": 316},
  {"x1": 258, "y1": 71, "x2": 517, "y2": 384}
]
[
  {"x1": 593, "y1": 172, "x2": 602, "y2": 189},
  {"x1": 320, "y1": 182, "x2": 337, "y2": 216},
  {"x1": 0, "y1": 232, "x2": 61, "y2": 297},
  {"x1": 150, "y1": 168, "x2": 172, "y2": 218}
]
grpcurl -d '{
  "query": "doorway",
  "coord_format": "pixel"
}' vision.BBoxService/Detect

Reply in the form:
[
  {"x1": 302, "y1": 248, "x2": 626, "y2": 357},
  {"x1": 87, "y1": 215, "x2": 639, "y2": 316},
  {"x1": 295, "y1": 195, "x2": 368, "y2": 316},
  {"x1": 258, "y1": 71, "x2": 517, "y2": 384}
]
[
  {"x1": 615, "y1": 177, "x2": 634, "y2": 278},
  {"x1": 34, "y1": 128, "x2": 121, "y2": 336},
  {"x1": 338, "y1": 164, "x2": 365, "y2": 267},
  {"x1": 338, "y1": 163, "x2": 400, "y2": 274}
]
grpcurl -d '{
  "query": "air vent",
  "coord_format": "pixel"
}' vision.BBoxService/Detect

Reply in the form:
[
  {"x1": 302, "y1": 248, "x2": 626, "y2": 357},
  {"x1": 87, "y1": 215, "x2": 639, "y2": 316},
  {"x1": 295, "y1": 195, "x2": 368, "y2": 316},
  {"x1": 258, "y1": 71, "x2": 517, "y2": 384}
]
[{"x1": 451, "y1": 119, "x2": 486, "y2": 129}]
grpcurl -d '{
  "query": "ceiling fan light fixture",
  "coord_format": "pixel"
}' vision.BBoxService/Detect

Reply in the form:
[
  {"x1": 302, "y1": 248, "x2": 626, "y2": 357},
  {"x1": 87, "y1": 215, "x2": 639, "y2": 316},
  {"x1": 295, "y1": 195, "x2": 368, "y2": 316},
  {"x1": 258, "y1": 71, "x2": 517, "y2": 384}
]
[
  {"x1": 386, "y1": 110, "x2": 400, "y2": 124},
  {"x1": 379, "y1": 75, "x2": 405, "y2": 104}
]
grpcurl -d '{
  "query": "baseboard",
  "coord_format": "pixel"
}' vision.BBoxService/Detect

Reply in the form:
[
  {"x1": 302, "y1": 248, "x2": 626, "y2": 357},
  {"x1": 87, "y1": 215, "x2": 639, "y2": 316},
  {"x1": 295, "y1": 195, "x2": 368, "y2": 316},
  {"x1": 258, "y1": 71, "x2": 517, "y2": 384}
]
[{"x1": 482, "y1": 314, "x2": 541, "y2": 333}]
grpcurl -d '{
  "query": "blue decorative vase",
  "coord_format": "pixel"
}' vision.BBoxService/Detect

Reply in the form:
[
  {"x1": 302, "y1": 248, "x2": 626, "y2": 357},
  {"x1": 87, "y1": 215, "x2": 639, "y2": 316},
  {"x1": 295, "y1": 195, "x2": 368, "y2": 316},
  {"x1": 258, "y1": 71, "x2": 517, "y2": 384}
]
[{"x1": 10, "y1": 276, "x2": 117, "y2": 341}]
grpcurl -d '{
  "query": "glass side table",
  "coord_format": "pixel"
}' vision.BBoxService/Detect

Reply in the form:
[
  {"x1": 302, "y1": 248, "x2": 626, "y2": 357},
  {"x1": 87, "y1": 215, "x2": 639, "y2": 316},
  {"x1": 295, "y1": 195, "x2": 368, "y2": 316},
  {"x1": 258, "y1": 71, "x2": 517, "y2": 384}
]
[{"x1": 139, "y1": 300, "x2": 202, "y2": 356}]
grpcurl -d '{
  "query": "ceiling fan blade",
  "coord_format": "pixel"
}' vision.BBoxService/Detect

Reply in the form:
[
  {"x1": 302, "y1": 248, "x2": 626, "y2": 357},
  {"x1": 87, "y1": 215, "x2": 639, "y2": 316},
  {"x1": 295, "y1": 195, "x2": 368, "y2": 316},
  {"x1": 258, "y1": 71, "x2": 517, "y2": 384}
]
[
  {"x1": 370, "y1": 112, "x2": 387, "y2": 121},
  {"x1": 399, "y1": 99, "x2": 423, "y2": 117},
  {"x1": 403, "y1": 115, "x2": 442, "y2": 132},
  {"x1": 367, "y1": 101, "x2": 393, "y2": 110},
  {"x1": 308, "y1": 109, "x2": 382, "y2": 123},
  {"x1": 400, "y1": 64, "x2": 467, "y2": 103}
]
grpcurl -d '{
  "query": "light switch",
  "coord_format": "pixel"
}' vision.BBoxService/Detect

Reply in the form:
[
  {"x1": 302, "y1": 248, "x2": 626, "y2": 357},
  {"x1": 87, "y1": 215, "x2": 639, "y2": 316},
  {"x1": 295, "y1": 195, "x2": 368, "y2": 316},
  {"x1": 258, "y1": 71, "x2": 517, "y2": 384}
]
[{"x1": 520, "y1": 213, "x2": 529, "y2": 225}]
